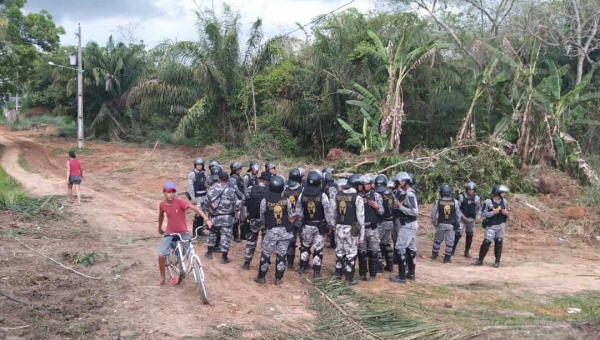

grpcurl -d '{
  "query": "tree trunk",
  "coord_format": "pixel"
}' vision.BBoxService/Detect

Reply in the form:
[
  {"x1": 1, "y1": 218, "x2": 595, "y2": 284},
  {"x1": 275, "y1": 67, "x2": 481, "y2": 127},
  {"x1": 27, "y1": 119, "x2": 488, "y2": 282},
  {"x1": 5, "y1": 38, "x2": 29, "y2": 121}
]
[
  {"x1": 250, "y1": 75, "x2": 258, "y2": 134},
  {"x1": 576, "y1": 54, "x2": 584, "y2": 85}
]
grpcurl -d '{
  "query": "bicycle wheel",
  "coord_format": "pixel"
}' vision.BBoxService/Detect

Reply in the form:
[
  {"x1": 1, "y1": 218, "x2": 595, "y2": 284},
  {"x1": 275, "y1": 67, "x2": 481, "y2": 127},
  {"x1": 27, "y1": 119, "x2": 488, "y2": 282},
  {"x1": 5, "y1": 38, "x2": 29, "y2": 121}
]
[
  {"x1": 166, "y1": 247, "x2": 185, "y2": 284},
  {"x1": 192, "y1": 256, "x2": 209, "y2": 304}
]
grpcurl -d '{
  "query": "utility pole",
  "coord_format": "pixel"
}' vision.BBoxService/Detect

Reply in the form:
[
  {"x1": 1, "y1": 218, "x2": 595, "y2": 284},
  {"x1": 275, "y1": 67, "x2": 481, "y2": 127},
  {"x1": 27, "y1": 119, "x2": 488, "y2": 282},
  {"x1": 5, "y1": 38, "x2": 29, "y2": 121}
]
[
  {"x1": 15, "y1": 70, "x2": 19, "y2": 112},
  {"x1": 77, "y1": 23, "x2": 84, "y2": 149}
]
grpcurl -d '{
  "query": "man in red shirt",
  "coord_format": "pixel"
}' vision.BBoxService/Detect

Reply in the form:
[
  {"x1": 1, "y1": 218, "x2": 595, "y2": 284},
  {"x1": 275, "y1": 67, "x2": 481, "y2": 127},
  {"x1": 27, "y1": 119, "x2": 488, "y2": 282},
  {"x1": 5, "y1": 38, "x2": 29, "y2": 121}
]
[{"x1": 157, "y1": 181, "x2": 212, "y2": 286}]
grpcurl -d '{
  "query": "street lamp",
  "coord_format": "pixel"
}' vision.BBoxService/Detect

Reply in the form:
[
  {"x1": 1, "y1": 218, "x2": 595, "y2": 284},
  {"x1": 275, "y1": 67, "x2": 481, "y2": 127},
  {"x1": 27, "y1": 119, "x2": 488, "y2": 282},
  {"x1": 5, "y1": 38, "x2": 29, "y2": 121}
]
[{"x1": 48, "y1": 60, "x2": 84, "y2": 149}]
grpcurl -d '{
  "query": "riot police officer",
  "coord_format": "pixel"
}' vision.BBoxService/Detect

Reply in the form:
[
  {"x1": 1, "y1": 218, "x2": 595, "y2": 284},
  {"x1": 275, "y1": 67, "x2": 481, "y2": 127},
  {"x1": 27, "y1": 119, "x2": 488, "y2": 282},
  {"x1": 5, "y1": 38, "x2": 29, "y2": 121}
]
[
  {"x1": 229, "y1": 162, "x2": 245, "y2": 242},
  {"x1": 430, "y1": 185, "x2": 462, "y2": 263},
  {"x1": 284, "y1": 168, "x2": 304, "y2": 269},
  {"x1": 187, "y1": 158, "x2": 208, "y2": 237},
  {"x1": 323, "y1": 171, "x2": 338, "y2": 248},
  {"x1": 454, "y1": 182, "x2": 481, "y2": 257},
  {"x1": 374, "y1": 175, "x2": 397, "y2": 272},
  {"x1": 265, "y1": 162, "x2": 277, "y2": 176},
  {"x1": 331, "y1": 174, "x2": 365, "y2": 285},
  {"x1": 241, "y1": 161, "x2": 260, "y2": 240},
  {"x1": 255, "y1": 176, "x2": 297, "y2": 285},
  {"x1": 473, "y1": 185, "x2": 510, "y2": 268},
  {"x1": 242, "y1": 171, "x2": 271, "y2": 270},
  {"x1": 358, "y1": 175, "x2": 384, "y2": 281}
]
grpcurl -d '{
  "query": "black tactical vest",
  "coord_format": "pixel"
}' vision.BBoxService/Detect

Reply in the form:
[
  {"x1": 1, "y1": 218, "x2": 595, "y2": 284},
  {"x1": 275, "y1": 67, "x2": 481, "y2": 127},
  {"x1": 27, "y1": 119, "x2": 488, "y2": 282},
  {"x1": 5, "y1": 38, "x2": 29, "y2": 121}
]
[
  {"x1": 379, "y1": 191, "x2": 394, "y2": 220},
  {"x1": 193, "y1": 171, "x2": 207, "y2": 196},
  {"x1": 248, "y1": 184, "x2": 267, "y2": 219},
  {"x1": 284, "y1": 187, "x2": 303, "y2": 211},
  {"x1": 460, "y1": 193, "x2": 478, "y2": 218},
  {"x1": 232, "y1": 174, "x2": 244, "y2": 193},
  {"x1": 335, "y1": 192, "x2": 357, "y2": 225},
  {"x1": 486, "y1": 199, "x2": 507, "y2": 226},
  {"x1": 393, "y1": 190, "x2": 404, "y2": 218},
  {"x1": 247, "y1": 174, "x2": 259, "y2": 187},
  {"x1": 363, "y1": 191, "x2": 378, "y2": 224},
  {"x1": 437, "y1": 199, "x2": 457, "y2": 224},
  {"x1": 396, "y1": 190, "x2": 417, "y2": 224},
  {"x1": 264, "y1": 197, "x2": 288, "y2": 228},
  {"x1": 302, "y1": 193, "x2": 325, "y2": 224}
]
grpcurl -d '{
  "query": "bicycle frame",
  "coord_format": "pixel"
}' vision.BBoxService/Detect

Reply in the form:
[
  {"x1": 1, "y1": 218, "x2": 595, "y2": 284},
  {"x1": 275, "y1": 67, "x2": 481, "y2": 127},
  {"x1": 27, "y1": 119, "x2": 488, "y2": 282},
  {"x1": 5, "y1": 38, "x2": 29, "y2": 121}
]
[{"x1": 167, "y1": 231, "x2": 205, "y2": 276}]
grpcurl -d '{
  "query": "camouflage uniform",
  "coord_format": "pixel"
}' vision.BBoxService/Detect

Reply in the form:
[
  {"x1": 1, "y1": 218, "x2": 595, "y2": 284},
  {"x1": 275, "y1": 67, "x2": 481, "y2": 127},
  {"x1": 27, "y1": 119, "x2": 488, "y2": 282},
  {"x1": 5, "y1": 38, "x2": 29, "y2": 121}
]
[
  {"x1": 331, "y1": 188, "x2": 365, "y2": 283},
  {"x1": 431, "y1": 197, "x2": 463, "y2": 258},
  {"x1": 258, "y1": 198, "x2": 295, "y2": 282},
  {"x1": 206, "y1": 182, "x2": 241, "y2": 255},
  {"x1": 326, "y1": 184, "x2": 339, "y2": 248},
  {"x1": 244, "y1": 182, "x2": 267, "y2": 265},
  {"x1": 453, "y1": 193, "x2": 481, "y2": 256},
  {"x1": 376, "y1": 189, "x2": 398, "y2": 271},
  {"x1": 284, "y1": 183, "x2": 304, "y2": 268},
  {"x1": 395, "y1": 187, "x2": 419, "y2": 279},
  {"x1": 228, "y1": 173, "x2": 245, "y2": 241},
  {"x1": 187, "y1": 168, "x2": 208, "y2": 235},
  {"x1": 295, "y1": 192, "x2": 335, "y2": 274},
  {"x1": 358, "y1": 190, "x2": 384, "y2": 280}
]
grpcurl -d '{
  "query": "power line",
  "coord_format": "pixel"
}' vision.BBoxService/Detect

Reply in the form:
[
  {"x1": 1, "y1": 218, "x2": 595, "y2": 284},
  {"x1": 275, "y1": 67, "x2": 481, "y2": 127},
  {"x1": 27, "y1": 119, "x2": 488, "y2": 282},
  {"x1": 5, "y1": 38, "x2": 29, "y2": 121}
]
[{"x1": 246, "y1": 0, "x2": 358, "y2": 54}]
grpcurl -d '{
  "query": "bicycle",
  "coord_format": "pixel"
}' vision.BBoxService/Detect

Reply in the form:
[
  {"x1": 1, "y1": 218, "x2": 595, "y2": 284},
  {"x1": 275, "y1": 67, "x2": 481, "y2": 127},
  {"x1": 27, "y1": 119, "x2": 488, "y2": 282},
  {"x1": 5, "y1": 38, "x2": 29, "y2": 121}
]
[{"x1": 164, "y1": 231, "x2": 209, "y2": 304}]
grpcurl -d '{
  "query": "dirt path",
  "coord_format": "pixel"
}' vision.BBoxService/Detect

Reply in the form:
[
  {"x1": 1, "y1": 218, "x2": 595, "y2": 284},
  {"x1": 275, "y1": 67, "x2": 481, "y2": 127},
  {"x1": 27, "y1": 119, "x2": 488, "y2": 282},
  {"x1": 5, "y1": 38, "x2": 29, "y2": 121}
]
[
  {"x1": 0, "y1": 132, "x2": 315, "y2": 339},
  {"x1": 2, "y1": 129, "x2": 600, "y2": 339}
]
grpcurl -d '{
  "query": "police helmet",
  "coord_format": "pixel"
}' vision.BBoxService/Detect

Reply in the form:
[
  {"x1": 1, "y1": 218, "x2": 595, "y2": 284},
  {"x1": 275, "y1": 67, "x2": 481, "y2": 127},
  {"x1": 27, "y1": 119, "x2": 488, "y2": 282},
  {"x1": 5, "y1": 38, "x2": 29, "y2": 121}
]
[
  {"x1": 306, "y1": 171, "x2": 322, "y2": 187},
  {"x1": 491, "y1": 184, "x2": 509, "y2": 196},
  {"x1": 209, "y1": 160, "x2": 220, "y2": 171},
  {"x1": 465, "y1": 182, "x2": 477, "y2": 191},
  {"x1": 347, "y1": 174, "x2": 362, "y2": 189},
  {"x1": 265, "y1": 162, "x2": 276, "y2": 171},
  {"x1": 297, "y1": 167, "x2": 306, "y2": 178},
  {"x1": 287, "y1": 168, "x2": 302, "y2": 187},
  {"x1": 408, "y1": 172, "x2": 416, "y2": 187},
  {"x1": 270, "y1": 175, "x2": 286, "y2": 194},
  {"x1": 387, "y1": 180, "x2": 395, "y2": 189},
  {"x1": 395, "y1": 172, "x2": 411, "y2": 185},
  {"x1": 230, "y1": 162, "x2": 242, "y2": 172},
  {"x1": 323, "y1": 172, "x2": 334, "y2": 185},
  {"x1": 358, "y1": 175, "x2": 370, "y2": 185},
  {"x1": 374, "y1": 175, "x2": 388, "y2": 187},
  {"x1": 210, "y1": 164, "x2": 222, "y2": 176},
  {"x1": 193, "y1": 158, "x2": 205, "y2": 167},
  {"x1": 336, "y1": 178, "x2": 348, "y2": 189},
  {"x1": 439, "y1": 184, "x2": 452, "y2": 196},
  {"x1": 248, "y1": 161, "x2": 260, "y2": 172},
  {"x1": 322, "y1": 167, "x2": 335, "y2": 174}
]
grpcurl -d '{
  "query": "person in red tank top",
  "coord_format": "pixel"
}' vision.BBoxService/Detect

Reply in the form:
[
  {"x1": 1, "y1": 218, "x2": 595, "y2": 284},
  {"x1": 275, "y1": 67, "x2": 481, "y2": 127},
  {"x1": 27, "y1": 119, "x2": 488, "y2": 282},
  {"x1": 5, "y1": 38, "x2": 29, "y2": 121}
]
[{"x1": 67, "y1": 151, "x2": 83, "y2": 206}]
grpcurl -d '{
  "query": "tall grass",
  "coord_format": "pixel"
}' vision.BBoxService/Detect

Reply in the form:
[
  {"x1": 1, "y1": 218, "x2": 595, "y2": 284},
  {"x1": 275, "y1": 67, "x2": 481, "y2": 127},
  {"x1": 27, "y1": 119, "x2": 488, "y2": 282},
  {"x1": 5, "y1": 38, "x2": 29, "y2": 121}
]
[
  {"x1": 0, "y1": 166, "x2": 60, "y2": 216},
  {"x1": 6, "y1": 115, "x2": 76, "y2": 137}
]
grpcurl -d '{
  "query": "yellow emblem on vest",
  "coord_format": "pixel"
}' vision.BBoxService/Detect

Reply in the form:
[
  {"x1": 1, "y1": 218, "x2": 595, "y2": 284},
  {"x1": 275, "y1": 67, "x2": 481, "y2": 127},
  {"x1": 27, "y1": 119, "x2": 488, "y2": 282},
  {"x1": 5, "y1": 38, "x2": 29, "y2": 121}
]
[
  {"x1": 339, "y1": 201, "x2": 346, "y2": 222},
  {"x1": 308, "y1": 201, "x2": 316, "y2": 219},
  {"x1": 289, "y1": 195, "x2": 296, "y2": 208},
  {"x1": 443, "y1": 203, "x2": 451, "y2": 219},
  {"x1": 274, "y1": 205, "x2": 283, "y2": 224}
]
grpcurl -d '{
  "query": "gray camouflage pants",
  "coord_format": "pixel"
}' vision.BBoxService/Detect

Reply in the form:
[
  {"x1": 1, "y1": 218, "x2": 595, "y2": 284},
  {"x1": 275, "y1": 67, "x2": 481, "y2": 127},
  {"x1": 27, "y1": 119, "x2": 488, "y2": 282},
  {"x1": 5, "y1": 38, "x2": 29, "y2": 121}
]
[
  {"x1": 395, "y1": 221, "x2": 418, "y2": 262},
  {"x1": 207, "y1": 225, "x2": 233, "y2": 252},
  {"x1": 432, "y1": 223, "x2": 455, "y2": 256},
  {"x1": 300, "y1": 224, "x2": 324, "y2": 266},
  {"x1": 335, "y1": 224, "x2": 358, "y2": 274},
  {"x1": 244, "y1": 218, "x2": 265, "y2": 262},
  {"x1": 378, "y1": 220, "x2": 394, "y2": 265},
  {"x1": 484, "y1": 223, "x2": 505, "y2": 241},
  {"x1": 392, "y1": 217, "x2": 401, "y2": 244},
  {"x1": 259, "y1": 226, "x2": 293, "y2": 276},
  {"x1": 458, "y1": 218, "x2": 475, "y2": 235}
]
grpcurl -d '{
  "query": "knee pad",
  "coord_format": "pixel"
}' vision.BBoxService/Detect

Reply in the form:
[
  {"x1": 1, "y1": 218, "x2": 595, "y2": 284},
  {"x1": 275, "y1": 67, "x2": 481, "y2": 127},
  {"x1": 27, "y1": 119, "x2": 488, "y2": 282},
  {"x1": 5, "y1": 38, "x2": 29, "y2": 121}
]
[
  {"x1": 407, "y1": 249, "x2": 416, "y2": 259},
  {"x1": 496, "y1": 237, "x2": 503, "y2": 243},
  {"x1": 482, "y1": 239, "x2": 492, "y2": 247},
  {"x1": 454, "y1": 232, "x2": 461, "y2": 239},
  {"x1": 466, "y1": 232, "x2": 474, "y2": 237}
]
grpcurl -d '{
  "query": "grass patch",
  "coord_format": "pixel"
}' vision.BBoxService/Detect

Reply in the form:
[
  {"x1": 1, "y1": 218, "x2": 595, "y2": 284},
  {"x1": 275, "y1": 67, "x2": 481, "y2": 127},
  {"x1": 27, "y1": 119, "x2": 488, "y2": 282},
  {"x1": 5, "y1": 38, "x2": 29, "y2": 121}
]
[
  {"x1": 114, "y1": 167, "x2": 133, "y2": 173},
  {"x1": 50, "y1": 146, "x2": 97, "y2": 156},
  {"x1": 6, "y1": 114, "x2": 76, "y2": 137},
  {"x1": 0, "y1": 165, "x2": 61, "y2": 217},
  {"x1": 18, "y1": 152, "x2": 35, "y2": 172},
  {"x1": 581, "y1": 183, "x2": 600, "y2": 207}
]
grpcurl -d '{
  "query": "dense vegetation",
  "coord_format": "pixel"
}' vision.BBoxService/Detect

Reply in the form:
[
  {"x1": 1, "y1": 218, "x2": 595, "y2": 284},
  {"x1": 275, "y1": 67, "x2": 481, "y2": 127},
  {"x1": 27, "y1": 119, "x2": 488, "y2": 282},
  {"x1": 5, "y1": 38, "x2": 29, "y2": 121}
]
[{"x1": 2, "y1": 0, "x2": 600, "y2": 184}]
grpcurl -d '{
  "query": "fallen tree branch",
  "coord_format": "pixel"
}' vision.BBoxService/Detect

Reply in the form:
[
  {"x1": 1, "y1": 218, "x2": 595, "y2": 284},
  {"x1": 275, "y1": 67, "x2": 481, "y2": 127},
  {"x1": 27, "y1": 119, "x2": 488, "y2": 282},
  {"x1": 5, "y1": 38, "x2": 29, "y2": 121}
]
[
  {"x1": 0, "y1": 325, "x2": 30, "y2": 331},
  {"x1": 15, "y1": 239, "x2": 102, "y2": 280},
  {"x1": 0, "y1": 289, "x2": 31, "y2": 306},
  {"x1": 341, "y1": 159, "x2": 376, "y2": 174}
]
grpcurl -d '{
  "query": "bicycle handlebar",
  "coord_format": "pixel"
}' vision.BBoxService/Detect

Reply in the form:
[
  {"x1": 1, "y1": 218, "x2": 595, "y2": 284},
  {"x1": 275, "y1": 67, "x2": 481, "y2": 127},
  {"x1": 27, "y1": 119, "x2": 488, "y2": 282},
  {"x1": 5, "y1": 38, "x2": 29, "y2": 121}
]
[{"x1": 163, "y1": 229, "x2": 201, "y2": 242}]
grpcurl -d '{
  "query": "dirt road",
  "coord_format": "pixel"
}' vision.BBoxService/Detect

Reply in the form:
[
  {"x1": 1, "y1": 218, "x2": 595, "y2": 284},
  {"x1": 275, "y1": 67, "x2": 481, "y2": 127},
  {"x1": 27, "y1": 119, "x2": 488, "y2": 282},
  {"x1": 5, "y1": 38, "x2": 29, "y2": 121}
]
[{"x1": 1, "y1": 129, "x2": 599, "y2": 339}]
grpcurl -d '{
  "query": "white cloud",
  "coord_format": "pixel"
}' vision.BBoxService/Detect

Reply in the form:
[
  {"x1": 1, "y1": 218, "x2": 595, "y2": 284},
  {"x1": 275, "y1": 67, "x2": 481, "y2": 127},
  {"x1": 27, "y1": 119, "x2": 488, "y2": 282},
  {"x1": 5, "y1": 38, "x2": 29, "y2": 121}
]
[{"x1": 45, "y1": 0, "x2": 374, "y2": 47}]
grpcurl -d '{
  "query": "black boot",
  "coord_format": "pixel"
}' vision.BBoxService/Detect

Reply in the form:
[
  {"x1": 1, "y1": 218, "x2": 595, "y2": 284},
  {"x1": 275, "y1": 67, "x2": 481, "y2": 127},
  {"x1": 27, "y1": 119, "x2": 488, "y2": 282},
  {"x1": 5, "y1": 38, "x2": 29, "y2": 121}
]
[
  {"x1": 451, "y1": 232, "x2": 461, "y2": 256},
  {"x1": 329, "y1": 232, "x2": 336, "y2": 248},
  {"x1": 242, "y1": 261, "x2": 250, "y2": 270},
  {"x1": 494, "y1": 239, "x2": 503, "y2": 268},
  {"x1": 345, "y1": 258, "x2": 357, "y2": 286},
  {"x1": 472, "y1": 240, "x2": 491, "y2": 266},
  {"x1": 221, "y1": 252, "x2": 230, "y2": 264},
  {"x1": 358, "y1": 251, "x2": 368, "y2": 281},
  {"x1": 233, "y1": 221, "x2": 241, "y2": 243},
  {"x1": 389, "y1": 250, "x2": 406, "y2": 283},
  {"x1": 255, "y1": 269, "x2": 267, "y2": 284},
  {"x1": 240, "y1": 219, "x2": 248, "y2": 240},
  {"x1": 275, "y1": 254, "x2": 286, "y2": 285},
  {"x1": 297, "y1": 260, "x2": 309, "y2": 274},
  {"x1": 313, "y1": 265, "x2": 322, "y2": 280},
  {"x1": 214, "y1": 231, "x2": 222, "y2": 252},
  {"x1": 286, "y1": 254, "x2": 295, "y2": 270},
  {"x1": 443, "y1": 254, "x2": 452, "y2": 264},
  {"x1": 431, "y1": 250, "x2": 438, "y2": 260},
  {"x1": 406, "y1": 249, "x2": 416, "y2": 281},
  {"x1": 256, "y1": 255, "x2": 269, "y2": 284},
  {"x1": 465, "y1": 232, "x2": 473, "y2": 257},
  {"x1": 205, "y1": 246, "x2": 213, "y2": 259},
  {"x1": 368, "y1": 253, "x2": 379, "y2": 281},
  {"x1": 334, "y1": 256, "x2": 344, "y2": 279}
]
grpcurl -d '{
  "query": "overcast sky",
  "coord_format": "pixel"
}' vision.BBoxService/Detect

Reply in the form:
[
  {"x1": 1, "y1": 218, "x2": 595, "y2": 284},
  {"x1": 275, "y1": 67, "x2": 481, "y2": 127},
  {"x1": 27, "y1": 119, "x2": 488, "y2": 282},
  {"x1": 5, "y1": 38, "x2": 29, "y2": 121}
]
[{"x1": 24, "y1": 0, "x2": 375, "y2": 48}]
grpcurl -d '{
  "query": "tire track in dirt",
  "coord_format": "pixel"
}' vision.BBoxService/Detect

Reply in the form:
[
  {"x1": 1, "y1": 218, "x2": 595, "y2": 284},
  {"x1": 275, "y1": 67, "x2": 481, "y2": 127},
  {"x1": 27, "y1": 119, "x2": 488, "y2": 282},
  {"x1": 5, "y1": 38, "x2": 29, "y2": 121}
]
[{"x1": 0, "y1": 133, "x2": 315, "y2": 338}]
